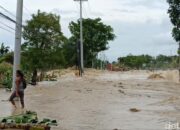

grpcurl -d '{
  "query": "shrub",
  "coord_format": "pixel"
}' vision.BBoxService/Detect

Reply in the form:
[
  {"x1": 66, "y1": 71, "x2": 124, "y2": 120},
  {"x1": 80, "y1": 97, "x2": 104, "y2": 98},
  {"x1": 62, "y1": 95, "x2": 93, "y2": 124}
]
[{"x1": 0, "y1": 62, "x2": 12, "y2": 89}]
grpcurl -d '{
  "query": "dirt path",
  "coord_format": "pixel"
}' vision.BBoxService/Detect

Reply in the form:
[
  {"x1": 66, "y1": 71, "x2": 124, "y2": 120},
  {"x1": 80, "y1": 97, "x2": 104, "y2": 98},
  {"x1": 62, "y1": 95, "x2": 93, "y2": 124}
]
[{"x1": 0, "y1": 70, "x2": 180, "y2": 130}]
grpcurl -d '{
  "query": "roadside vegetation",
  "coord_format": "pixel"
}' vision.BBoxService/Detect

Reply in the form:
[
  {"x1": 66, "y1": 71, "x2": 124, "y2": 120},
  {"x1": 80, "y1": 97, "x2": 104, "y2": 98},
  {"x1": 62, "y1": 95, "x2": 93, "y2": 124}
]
[
  {"x1": 113, "y1": 54, "x2": 179, "y2": 70},
  {"x1": 0, "y1": 10, "x2": 115, "y2": 89}
]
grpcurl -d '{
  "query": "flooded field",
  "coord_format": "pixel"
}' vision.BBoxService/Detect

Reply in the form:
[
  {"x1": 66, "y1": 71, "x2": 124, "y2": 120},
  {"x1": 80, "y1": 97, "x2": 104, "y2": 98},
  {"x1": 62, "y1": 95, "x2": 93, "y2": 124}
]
[{"x1": 0, "y1": 70, "x2": 180, "y2": 130}]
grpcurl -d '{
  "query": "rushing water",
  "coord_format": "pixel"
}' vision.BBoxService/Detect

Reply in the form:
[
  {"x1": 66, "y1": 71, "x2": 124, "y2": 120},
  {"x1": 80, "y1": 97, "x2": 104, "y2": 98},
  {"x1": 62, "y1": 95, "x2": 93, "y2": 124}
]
[{"x1": 0, "y1": 70, "x2": 179, "y2": 130}]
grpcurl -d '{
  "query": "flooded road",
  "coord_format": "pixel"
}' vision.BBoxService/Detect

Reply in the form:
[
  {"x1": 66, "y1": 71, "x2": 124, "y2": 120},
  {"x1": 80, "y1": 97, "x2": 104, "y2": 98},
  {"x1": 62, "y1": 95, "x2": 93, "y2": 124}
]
[{"x1": 0, "y1": 70, "x2": 180, "y2": 130}]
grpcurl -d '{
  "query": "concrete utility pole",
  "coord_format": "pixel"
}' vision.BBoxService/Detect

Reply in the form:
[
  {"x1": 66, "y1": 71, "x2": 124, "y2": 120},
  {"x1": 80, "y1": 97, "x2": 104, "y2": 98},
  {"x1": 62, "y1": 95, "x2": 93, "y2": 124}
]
[
  {"x1": 74, "y1": 0, "x2": 87, "y2": 75},
  {"x1": 12, "y1": 0, "x2": 23, "y2": 89}
]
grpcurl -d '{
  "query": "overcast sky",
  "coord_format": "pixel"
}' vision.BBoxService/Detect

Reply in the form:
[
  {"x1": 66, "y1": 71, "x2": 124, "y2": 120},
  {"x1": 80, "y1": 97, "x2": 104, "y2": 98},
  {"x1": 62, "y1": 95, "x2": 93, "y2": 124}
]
[{"x1": 0, "y1": 0, "x2": 179, "y2": 62}]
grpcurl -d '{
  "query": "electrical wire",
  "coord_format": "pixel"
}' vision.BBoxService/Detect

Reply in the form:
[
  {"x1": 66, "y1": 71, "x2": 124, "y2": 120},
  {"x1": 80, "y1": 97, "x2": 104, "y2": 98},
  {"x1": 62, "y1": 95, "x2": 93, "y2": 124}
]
[
  {"x1": 0, "y1": 21, "x2": 15, "y2": 31},
  {"x1": 87, "y1": 1, "x2": 92, "y2": 14},
  {"x1": 23, "y1": 5, "x2": 32, "y2": 19},
  {"x1": 83, "y1": 4, "x2": 88, "y2": 18},
  {"x1": 0, "y1": 12, "x2": 16, "y2": 24},
  {"x1": 0, "y1": 11, "x2": 24, "y2": 27},
  {"x1": 0, "y1": 5, "x2": 16, "y2": 18},
  {"x1": 75, "y1": 2, "x2": 80, "y2": 19},
  {"x1": 0, "y1": 25, "x2": 14, "y2": 34}
]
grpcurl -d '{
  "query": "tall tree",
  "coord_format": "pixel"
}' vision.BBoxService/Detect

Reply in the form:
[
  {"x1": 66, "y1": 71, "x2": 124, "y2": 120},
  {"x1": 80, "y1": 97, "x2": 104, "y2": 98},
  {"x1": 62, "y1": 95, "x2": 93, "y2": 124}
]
[
  {"x1": 22, "y1": 10, "x2": 66, "y2": 84},
  {"x1": 69, "y1": 18, "x2": 115, "y2": 67},
  {"x1": 167, "y1": 0, "x2": 180, "y2": 82},
  {"x1": 62, "y1": 38, "x2": 77, "y2": 67}
]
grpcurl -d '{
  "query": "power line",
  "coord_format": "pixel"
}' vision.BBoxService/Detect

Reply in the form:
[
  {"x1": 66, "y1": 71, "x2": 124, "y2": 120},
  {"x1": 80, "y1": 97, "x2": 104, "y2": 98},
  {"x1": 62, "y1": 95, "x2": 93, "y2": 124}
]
[
  {"x1": 0, "y1": 5, "x2": 16, "y2": 18},
  {"x1": 0, "y1": 11, "x2": 24, "y2": 27},
  {"x1": 75, "y1": 3, "x2": 80, "y2": 18},
  {"x1": 23, "y1": 5, "x2": 32, "y2": 18},
  {"x1": 83, "y1": 4, "x2": 88, "y2": 18},
  {"x1": 76, "y1": 2, "x2": 88, "y2": 18},
  {"x1": 0, "y1": 3, "x2": 26, "y2": 24},
  {"x1": 0, "y1": 25, "x2": 14, "y2": 34},
  {"x1": 0, "y1": 21, "x2": 15, "y2": 31},
  {"x1": 87, "y1": 1, "x2": 92, "y2": 14},
  {"x1": 24, "y1": 5, "x2": 31, "y2": 15},
  {"x1": 0, "y1": 12, "x2": 16, "y2": 24}
]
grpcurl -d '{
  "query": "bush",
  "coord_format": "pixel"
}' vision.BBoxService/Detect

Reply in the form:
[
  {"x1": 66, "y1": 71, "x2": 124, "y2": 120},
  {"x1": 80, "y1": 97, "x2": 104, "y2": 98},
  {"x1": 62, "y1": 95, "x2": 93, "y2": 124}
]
[{"x1": 0, "y1": 62, "x2": 12, "y2": 89}]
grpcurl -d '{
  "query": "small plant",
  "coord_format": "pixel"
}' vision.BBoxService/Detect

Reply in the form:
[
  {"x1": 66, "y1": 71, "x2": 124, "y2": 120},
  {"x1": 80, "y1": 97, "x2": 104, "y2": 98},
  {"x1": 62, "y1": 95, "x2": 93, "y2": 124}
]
[
  {"x1": 0, "y1": 62, "x2": 12, "y2": 89},
  {"x1": 2, "y1": 69, "x2": 12, "y2": 90}
]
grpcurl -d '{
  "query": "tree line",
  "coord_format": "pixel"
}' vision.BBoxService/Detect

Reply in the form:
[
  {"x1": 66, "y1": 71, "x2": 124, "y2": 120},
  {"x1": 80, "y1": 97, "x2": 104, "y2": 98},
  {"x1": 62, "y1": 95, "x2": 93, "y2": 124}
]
[{"x1": 114, "y1": 54, "x2": 179, "y2": 70}]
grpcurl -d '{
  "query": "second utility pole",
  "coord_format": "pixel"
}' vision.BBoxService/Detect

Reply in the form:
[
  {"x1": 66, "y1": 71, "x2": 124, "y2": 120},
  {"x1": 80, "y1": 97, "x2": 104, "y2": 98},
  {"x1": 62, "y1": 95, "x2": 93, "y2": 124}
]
[{"x1": 74, "y1": 0, "x2": 87, "y2": 75}]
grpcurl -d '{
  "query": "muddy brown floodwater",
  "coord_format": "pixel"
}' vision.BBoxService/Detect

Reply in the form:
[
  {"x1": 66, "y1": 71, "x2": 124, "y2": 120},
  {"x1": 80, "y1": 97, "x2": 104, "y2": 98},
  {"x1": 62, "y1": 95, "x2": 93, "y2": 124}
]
[{"x1": 0, "y1": 70, "x2": 180, "y2": 130}]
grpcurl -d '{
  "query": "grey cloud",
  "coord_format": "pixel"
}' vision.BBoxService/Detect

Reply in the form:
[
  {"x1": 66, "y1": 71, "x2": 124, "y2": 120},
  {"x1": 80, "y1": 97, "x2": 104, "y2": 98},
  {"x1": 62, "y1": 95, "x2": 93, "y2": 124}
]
[
  {"x1": 0, "y1": 33, "x2": 15, "y2": 49},
  {"x1": 111, "y1": 9, "x2": 135, "y2": 13},
  {"x1": 52, "y1": 8, "x2": 78, "y2": 15},
  {"x1": 90, "y1": 11, "x2": 104, "y2": 16},
  {"x1": 115, "y1": 0, "x2": 167, "y2": 9},
  {"x1": 104, "y1": 16, "x2": 178, "y2": 61}
]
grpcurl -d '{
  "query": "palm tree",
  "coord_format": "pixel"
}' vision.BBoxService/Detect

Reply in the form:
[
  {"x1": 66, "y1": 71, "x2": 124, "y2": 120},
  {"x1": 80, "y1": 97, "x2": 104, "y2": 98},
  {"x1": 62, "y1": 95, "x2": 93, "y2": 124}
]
[{"x1": 0, "y1": 43, "x2": 9, "y2": 56}]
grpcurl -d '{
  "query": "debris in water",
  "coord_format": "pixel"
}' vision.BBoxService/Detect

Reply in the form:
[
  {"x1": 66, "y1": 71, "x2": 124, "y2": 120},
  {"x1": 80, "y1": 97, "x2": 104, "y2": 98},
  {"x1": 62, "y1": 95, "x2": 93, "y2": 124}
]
[
  {"x1": 87, "y1": 89, "x2": 92, "y2": 92},
  {"x1": 118, "y1": 85, "x2": 124, "y2": 89},
  {"x1": 129, "y1": 108, "x2": 141, "y2": 112},
  {"x1": 119, "y1": 82, "x2": 123, "y2": 85},
  {"x1": 148, "y1": 74, "x2": 165, "y2": 80},
  {"x1": 118, "y1": 89, "x2": 125, "y2": 94},
  {"x1": 74, "y1": 89, "x2": 82, "y2": 93}
]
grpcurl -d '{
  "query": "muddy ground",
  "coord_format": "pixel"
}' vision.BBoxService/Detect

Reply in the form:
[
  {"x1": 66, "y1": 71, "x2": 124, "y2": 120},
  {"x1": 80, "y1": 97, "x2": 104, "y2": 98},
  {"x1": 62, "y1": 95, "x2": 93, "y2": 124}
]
[{"x1": 0, "y1": 70, "x2": 180, "y2": 130}]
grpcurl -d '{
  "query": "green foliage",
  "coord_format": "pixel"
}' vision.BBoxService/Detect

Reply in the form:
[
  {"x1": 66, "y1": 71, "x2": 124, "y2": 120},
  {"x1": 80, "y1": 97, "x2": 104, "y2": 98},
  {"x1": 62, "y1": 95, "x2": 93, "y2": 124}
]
[
  {"x1": 0, "y1": 43, "x2": 12, "y2": 88},
  {"x1": 21, "y1": 14, "x2": 115, "y2": 72},
  {"x1": 93, "y1": 59, "x2": 108, "y2": 69},
  {"x1": 155, "y1": 55, "x2": 178, "y2": 69},
  {"x1": 69, "y1": 18, "x2": 115, "y2": 67},
  {"x1": 1, "y1": 111, "x2": 38, "y2": 124},
  {"x1": 0, "y1": 43, "x2": 9, "y2": 56},
  {"x1": 0, "y1": 52, "x2": 13, "y2": 64},
  {"x1": 118, "y1": 54, "x2": 179, "y2": 69},
  {"x1": 0, "y1": 62, "x2": 12, "y2": 89},
  {"x1": 62, "y1": 39, "x2": 77, "y2": 67},
  {"x1": 118, "y1": 55, "x2": 153, "y2": 69},
  {"x1": 0, "y1": 43, "x2": 12, "y2": 64},
  {"x1": 22, "y1": 10, "x2": 67, "y2": 72},
  {"x1": 167, "y1": 0, "x2": 180, "y2": 53},
  {"x1": 1, "y1": 111, "x2": 57, "y2": 126},
  {"x1": 0, "y1": 62, "x2": 12, "y2": 74}
]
